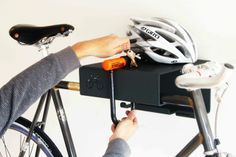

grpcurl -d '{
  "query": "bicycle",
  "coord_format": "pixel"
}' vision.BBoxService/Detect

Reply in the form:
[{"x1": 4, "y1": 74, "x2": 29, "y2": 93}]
[{"x1": 0, "y1": 23, "x2": 235, "y2": 157}]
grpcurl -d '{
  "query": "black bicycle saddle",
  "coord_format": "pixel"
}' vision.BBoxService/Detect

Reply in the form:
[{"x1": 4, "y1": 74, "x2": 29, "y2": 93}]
[{"x1": 9, "y1": 24, "x2": 74, "y2": 45}]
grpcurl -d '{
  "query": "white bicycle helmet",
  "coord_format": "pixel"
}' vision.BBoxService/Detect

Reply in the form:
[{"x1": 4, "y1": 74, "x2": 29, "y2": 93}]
[{"x1": 127, "y1": 17, "x2": 198, "y2": 64}]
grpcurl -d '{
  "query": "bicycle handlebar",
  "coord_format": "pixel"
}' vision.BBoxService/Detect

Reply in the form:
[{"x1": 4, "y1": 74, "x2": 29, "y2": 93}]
[{"x1": 175, "y1": 61, "x2": 234, "y2": 90}]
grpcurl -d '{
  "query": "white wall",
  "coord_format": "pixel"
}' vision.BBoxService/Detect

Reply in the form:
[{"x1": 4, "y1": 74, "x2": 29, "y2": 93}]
[{"x1": 0, "y1": 0, "x2": 236, "y2": 156}]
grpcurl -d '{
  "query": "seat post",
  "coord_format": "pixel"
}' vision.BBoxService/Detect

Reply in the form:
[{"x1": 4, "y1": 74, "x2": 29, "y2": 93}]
[{"x1": 38, "y1": 44, "x2": 50, "y2": 57}]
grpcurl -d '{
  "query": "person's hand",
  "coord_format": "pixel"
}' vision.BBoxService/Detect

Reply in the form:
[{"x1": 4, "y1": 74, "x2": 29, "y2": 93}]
[
  {"x1": 109, "y1": 110, "x2": 138, "y2": 142},
  {"x1": 72, "y1": 34, "x2": 130, "y2": 59}
]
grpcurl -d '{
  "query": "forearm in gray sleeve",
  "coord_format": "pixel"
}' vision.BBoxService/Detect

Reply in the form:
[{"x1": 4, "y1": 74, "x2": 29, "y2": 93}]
[
  {"x1": 103, "y1": 138, "x2": 131, "y2": 157},
  {"x1": 0, "y1": 46, "x2": 80, "y2": 136}
]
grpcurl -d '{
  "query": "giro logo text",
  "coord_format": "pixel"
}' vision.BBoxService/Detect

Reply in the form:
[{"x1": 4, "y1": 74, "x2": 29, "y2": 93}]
[{"x1": 141, "y1": 27, "x2": 160, "y2": 39}]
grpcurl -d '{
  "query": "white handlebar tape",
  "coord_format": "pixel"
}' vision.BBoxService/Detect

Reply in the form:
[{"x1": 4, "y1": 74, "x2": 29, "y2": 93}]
[{"x1": 175, "y1": 62, "x2": 234, "y2": 90}]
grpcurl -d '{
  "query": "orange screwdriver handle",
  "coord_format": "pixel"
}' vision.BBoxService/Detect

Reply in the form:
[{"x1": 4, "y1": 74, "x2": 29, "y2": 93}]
[{"x1": 102, "y1": 57, "x2": 129, "y2": 71}]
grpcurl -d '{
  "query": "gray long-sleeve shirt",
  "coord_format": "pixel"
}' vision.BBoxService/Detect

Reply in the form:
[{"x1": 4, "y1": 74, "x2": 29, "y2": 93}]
[{"x1": 0, "y1": 47, "x2": 130, "y2": 157}]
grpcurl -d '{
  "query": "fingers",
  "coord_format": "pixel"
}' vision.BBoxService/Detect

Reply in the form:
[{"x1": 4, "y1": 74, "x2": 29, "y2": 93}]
[
  {"x1": 112, "y1": 37, "x2": 130, "y2": 54},
  {"x1": 120, "y1": 37, "x2": 130, "y2": 50},
  {"x1": 127, "y1": 110, "x2": 136, "y2": 120},
  {"x1": 117, "y1": 110, "x2": 137, "y2": 123},
  {"x1": 124, "y1": 110, "x2": 137, "y2": 125},
  {"x1": 111, "y1": 124, "x2": 115, "y2": 132},
  {"x1": 133, "y1": 116, "x2": 138, "y2": 125},
  {"x1": 121, "y1": 117, "x2": 127, "y2": 121}
]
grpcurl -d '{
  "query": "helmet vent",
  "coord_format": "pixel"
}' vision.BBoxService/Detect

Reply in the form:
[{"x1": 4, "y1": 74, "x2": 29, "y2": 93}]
[
  {"x1": 146, "y1": 24, "x2": 162, "y2": 29},
  {"x1": 130, "y1": 39, "x2": 137, "y2": 44},
  {"x1": 176, "y1": 46, "x2": 185, "y2": 56},
  {"x1": 155, "y1": 31, "x2": 174, "y2": 42},
  {"x1": 131, "y1": 46, "x2": 145, "y2": 54},
  {"x1": 151, "y1": 47, "x2": 178, "y2": 59},
  {"x1": 127, "y1": 31, "x2": 132, "y2": 36}
]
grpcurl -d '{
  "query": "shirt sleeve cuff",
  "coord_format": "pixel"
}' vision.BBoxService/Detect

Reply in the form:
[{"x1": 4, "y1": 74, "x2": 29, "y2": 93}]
[
  {"x1": 54, "y1": 46, "x2": 81, "y2": 74},
  {"x1": 103, "y1": 138, "x2": 131, "y2": 157}
]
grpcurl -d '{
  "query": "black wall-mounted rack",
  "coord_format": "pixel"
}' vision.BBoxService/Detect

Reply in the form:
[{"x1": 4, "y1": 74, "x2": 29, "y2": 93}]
[{"x1": 79, "y1": 60, "x2": 210, "y2": 118}]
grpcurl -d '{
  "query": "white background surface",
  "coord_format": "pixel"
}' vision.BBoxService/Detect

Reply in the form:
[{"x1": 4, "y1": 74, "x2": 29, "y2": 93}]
[{"x1": 0, "y1": 0, "x2": 236, "y2": 156}]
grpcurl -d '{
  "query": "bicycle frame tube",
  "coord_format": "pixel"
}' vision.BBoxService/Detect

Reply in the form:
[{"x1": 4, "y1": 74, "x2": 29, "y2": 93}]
[
  {"x1": 176, "y1": 133, "x2": 203, "y2": 157},
  {"x1": 35, "y1": 90, "x2": 52, "y2": 157},
  {"x1": 25, "y1": 87, "x2": 77, "y2": 157},
  {"x1": 177, "y1": 89, "x2": 217, "y2": 156},
  {"x1": 18, "y1": 93, "x2": 47, "y2": 157},
  {"x1": 192, "y1": 89, "x2": 217, "y2": 155},
  {"x1": 51, "y1": 88, "x2": 77, "y2": 157}
]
